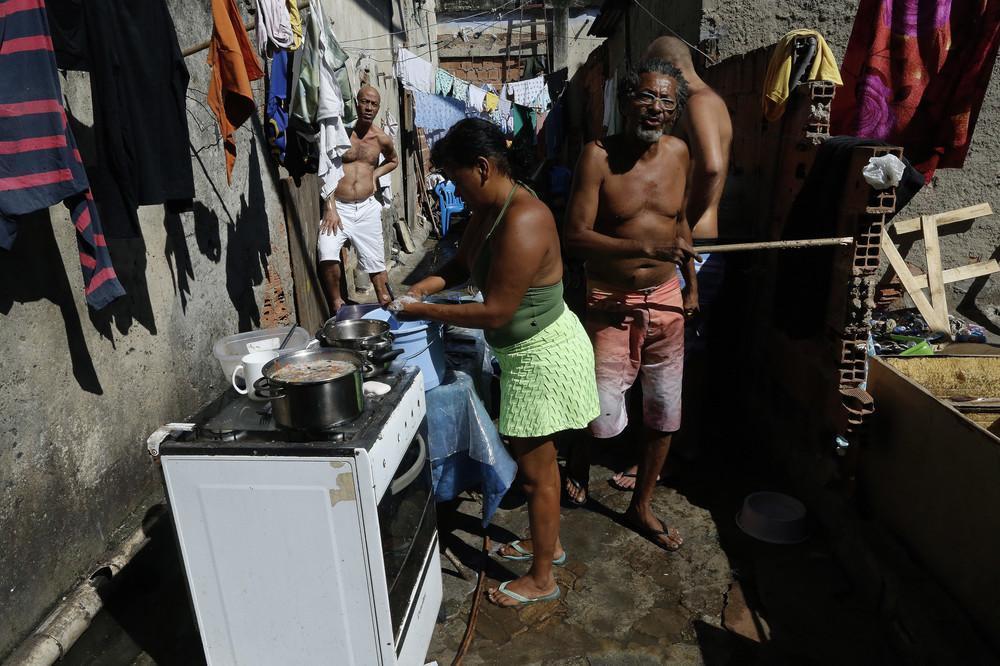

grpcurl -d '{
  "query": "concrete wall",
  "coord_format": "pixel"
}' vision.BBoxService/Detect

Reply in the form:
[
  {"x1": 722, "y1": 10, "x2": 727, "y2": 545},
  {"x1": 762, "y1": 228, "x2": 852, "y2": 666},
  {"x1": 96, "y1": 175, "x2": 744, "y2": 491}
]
[{"x1": 0, "y1": 0, "x2": 421, "y2": 657}]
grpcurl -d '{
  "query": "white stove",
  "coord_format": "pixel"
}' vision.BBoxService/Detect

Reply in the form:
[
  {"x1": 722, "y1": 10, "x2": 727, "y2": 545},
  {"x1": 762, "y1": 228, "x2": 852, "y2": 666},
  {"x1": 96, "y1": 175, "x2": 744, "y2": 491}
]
[{"x1": 154, "y1": 368, "x2": 440, "y2": 665}]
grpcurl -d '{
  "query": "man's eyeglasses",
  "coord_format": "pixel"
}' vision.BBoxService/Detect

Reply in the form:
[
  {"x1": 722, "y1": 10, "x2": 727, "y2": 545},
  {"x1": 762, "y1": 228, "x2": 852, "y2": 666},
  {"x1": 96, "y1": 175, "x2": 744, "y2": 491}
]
[{"x1": 631, "y1": 91, "x2": 677, "y2": 110}]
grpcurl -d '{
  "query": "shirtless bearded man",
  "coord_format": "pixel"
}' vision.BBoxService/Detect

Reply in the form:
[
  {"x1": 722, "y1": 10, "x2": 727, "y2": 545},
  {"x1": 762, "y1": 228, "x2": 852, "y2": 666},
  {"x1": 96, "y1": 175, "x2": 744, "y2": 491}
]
[
  {"x1": 564, "y1": 59, "x2": 699, "y2": 551},
  {"x1": 318, "y1": 85, "x2": 399, "y2": 312}
]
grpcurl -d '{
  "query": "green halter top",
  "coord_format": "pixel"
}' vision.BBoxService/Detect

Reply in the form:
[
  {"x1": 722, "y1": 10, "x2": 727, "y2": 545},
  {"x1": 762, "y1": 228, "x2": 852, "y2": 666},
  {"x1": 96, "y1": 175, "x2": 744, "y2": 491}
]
[{"x1": 470, "y1": 183, "x2": 565, "y2": 348}]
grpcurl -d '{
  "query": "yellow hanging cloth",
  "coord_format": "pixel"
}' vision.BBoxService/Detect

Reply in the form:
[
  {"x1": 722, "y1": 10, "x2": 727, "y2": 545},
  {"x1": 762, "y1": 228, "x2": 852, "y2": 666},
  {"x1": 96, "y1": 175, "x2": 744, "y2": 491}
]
[
  {"x1": 762, "y1": 29, "x2": 842, "y2": 121},
  {"x1": 484, "y1": 92, "x2": 499, "y2": 112},
  {"x1": 287, "y1": 0, "x2": 302, "y2": 49}
]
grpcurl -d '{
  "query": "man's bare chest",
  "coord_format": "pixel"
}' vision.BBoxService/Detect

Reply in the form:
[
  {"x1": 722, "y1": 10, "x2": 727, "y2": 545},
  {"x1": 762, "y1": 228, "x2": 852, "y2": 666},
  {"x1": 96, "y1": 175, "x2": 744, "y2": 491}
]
[{"x1": 343, "y1": 137, "x2": 381, "y2": 165}]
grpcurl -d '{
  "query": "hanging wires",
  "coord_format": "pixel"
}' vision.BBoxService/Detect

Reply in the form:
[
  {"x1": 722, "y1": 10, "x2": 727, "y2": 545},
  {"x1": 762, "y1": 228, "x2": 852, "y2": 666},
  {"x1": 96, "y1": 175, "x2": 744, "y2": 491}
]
[{"x1": 632, "y1": 0, "x2": 718, "y2": 65}]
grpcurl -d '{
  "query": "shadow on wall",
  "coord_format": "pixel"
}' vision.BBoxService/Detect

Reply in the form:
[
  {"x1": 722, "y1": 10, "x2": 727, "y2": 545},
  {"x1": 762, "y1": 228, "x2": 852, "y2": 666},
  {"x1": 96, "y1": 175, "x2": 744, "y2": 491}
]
[
  {"x1": 0, "y1": 209, "x2": 103, "y2": 394},
  {"x1": 163, "y1": 207, "x2": 196, "y2": 313},
  {"x1": 225, "y1": 138, "x2": 271, "y2": 332}
]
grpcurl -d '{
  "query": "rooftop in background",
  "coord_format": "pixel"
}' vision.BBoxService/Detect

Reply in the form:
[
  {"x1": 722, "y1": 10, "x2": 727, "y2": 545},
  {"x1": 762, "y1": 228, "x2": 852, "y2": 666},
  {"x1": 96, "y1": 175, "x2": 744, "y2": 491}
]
[{"x1": 436, "y1": 0, "x2": 601, "y2": 12}]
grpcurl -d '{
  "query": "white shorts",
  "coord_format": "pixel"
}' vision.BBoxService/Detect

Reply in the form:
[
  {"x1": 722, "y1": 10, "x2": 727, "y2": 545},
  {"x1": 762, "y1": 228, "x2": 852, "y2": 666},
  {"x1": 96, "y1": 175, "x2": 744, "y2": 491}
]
[{"x1": 317, "y1": 196, "x2": 386, "y2": 273}]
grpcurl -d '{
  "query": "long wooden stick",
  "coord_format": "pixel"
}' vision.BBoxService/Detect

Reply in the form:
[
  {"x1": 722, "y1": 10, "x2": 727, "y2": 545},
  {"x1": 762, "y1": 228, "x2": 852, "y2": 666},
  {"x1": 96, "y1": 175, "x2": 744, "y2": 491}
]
[
  {"x1": 696, "y1": 236, "x2": 854, "y2": 254},
  {"x1": 892, "y1": 203, "x2": 992, "y2": 235}
]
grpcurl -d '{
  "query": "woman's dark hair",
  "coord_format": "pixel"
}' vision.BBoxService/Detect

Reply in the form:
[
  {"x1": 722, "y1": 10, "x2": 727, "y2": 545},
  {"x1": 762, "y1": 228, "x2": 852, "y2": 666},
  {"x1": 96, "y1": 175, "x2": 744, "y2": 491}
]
[{"x1": 431, "y1": 118, "x2": 534, "y2": 183}]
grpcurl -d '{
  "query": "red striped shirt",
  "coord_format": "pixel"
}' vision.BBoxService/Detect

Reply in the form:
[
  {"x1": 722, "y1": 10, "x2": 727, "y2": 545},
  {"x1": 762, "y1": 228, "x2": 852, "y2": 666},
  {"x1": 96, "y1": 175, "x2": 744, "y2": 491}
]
[
  {"x1": 0, "y1": 168, "x2": 74, "y2": 191},
  {"x1": 0, "y1": 135, "x2": 67, "y2": 154},
  {"x1": 0, "y1": 35, "x2": 53, "y2": 56},
  {"x1": 0, "y1": 99, "x2": 63, "y2": 118},
  {"x1": 0, "y1": 0, "x2": 44, "y2": 19}
]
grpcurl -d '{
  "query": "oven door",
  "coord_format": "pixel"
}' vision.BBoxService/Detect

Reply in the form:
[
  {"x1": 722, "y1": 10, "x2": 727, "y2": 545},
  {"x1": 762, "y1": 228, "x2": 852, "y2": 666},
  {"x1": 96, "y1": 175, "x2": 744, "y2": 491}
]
[{"x1": 376, "y1": 422, "x2": 437, "y2": 653}]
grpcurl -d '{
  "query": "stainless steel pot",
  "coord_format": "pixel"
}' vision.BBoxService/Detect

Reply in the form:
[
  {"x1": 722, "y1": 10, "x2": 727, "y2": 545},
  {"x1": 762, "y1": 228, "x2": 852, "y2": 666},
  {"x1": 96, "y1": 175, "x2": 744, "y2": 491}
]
[
  {"x1": 253, "y1": 348, "x2": 365, "y2": 430},
  {"x1": 315, "y1": 318, "x2": 403, "y2": 377}
]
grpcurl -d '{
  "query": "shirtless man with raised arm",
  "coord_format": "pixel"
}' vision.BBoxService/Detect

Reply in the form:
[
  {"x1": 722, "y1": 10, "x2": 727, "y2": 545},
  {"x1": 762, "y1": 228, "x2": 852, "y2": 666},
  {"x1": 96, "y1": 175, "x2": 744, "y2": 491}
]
[
  {"x1": 318, "y1": 85, "x2": 399, "y2": 313},
  {"x1": 564, "y1": 59, "x2": 698, "y2": 551},
  {"x1": 601, "y1": 38, "x2": 735, "y2": 490}
]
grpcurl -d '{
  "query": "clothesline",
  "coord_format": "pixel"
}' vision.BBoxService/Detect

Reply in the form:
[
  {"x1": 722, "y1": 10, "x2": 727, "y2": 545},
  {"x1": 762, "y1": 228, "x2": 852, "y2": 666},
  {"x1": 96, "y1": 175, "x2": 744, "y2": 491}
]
[{"x1": 182, "y1": 0, "x2": 526, "y2": 58}]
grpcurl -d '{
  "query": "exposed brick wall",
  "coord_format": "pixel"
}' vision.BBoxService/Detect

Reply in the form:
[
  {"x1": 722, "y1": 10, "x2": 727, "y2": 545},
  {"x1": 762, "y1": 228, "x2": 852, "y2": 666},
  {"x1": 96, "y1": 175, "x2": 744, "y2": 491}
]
[{"x1": 439, "y1": 57, "x2": 524, "y2": 90}]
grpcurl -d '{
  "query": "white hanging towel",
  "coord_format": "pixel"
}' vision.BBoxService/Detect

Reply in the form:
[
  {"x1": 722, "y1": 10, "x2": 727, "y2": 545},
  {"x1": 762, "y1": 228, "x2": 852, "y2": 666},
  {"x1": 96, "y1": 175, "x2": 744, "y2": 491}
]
[
  {"x1": 466, "y1": 84, "x2": 488, "y2": 112},
  {"x1": 316, "y1": 13, "x2": 352, "y2": 198},
  {"x1": 395, "y1": 47, "x2": 435, "y2": 93},
  {"x1": 507, "y1": 75, "x2": 546, "y2": 106},
  {"x1": 255, "y1": 0, "x2": 294, "y2": 55},
  {"x1": 498, "y1": 84, "x2": 513, "y2": 116}
]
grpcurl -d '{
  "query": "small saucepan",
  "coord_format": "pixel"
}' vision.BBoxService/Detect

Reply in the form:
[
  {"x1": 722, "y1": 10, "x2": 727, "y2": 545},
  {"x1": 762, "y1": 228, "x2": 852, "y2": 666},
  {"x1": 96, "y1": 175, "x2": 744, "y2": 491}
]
[
  {"x1": 254, "y1": 348, "x2": 365, "y2": 431},
  {"x1": 315, "y1": 318, "x2": 403, "y2": 377}
]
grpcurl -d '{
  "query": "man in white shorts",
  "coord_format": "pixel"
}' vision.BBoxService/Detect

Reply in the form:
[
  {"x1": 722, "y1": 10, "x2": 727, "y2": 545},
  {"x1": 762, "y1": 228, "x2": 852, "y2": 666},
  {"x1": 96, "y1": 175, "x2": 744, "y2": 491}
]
[{"x1": 318, "y1": 86, "x2": 399, "y2": 312}]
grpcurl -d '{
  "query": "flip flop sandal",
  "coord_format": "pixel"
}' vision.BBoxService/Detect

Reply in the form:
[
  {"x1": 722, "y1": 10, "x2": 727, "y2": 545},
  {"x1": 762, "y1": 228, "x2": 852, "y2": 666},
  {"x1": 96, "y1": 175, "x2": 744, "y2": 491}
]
[
  {"x1": 496, "y1": 540, "x2": 568, "y2": 565},
  {"x1": 628, "y1": 522, "x2": 683, "y2": 552},
  {"x1": 491, "y1": 581, "x2": 561, "y2": 606},
  {"x1": 609, "y1": 472, "x2": 661, "y2": 492},
  {"x1": 609, "y1": 472, "x2": 638, "y2": 491},
  {"x1": 563, "y1": 477, "x2": 588, "y2": 507}
]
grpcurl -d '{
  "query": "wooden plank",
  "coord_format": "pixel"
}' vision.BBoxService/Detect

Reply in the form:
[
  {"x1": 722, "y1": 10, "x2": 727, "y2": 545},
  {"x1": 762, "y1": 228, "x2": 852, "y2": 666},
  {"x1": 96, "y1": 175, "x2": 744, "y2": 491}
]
[
  {"x1": 910, "y1": 260, "x2": 1000, "y2": 290},
  {"x1": 881, "y1": 229, "x2": 948, "y2": 333},
  {"x1": 921, "y1": 214, "x2": 950, "y2": 335},
  {"x1": 281, "y1": 175, "x2": 329, "y2": 333},
  {"x1": 893, "y1": 203, "x2": 992, "y2": 235}
]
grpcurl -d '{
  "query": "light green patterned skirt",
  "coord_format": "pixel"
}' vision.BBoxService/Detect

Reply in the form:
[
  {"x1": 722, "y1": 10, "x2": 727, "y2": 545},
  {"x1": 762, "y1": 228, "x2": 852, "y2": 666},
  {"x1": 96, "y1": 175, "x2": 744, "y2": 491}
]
[{"x1": 492, "y1": 307, "x2": 600, "y2": 438}]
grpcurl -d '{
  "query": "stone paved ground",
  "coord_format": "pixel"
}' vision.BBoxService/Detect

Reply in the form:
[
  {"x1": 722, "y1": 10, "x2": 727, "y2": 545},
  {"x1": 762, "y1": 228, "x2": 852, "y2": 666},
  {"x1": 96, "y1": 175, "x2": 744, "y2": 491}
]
[
  {"x1": 426, "y1": 439, "x2": 899, "y2": 666},
  {"x1": 428, "y1": 464, "x2": 731, "y2": 665}
]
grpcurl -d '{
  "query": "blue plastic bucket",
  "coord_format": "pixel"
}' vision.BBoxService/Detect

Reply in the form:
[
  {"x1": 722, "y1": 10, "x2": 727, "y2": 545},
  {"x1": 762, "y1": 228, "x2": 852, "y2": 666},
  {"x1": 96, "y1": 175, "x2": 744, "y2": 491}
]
[{"x1": 365, "y1": 309, "x2": 447, "y2": 389}]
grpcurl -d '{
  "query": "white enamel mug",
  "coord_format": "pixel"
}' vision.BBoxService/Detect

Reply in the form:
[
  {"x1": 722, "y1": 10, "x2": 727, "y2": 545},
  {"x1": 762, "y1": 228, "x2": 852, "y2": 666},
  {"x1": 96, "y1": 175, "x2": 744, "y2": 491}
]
[{"x1": 231, "y1": 351, "x2": 279, "y2": 400}]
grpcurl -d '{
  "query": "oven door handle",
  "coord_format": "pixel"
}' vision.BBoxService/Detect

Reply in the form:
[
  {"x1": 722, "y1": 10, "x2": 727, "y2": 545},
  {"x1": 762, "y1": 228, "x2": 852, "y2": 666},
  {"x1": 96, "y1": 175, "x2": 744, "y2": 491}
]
[{"x1": 390, "y1": 433, "x2": 427, "y2": 496}]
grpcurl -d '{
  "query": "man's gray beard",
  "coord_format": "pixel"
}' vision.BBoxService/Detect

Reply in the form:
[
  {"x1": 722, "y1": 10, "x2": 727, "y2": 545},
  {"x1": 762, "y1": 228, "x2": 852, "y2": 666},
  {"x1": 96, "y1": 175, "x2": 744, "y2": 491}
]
[{"x1": 634, "y1": 126, "x2": 663, "y2": 143}]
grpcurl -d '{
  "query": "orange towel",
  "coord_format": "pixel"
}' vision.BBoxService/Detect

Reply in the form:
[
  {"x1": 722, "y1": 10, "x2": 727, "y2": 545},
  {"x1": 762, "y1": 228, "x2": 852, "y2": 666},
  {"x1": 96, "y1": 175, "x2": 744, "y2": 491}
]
[{"x1": 208, "y1": 0, "x2": 264, "y2": 183}]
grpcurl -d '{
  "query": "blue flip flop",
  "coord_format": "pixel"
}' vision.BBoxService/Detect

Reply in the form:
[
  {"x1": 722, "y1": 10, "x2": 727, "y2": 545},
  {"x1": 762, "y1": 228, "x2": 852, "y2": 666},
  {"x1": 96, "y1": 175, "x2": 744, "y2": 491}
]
[
  {"x1": 497, "y1": 540, "x2": 567, "y2": 565},
  {"x1": 492, "y1": 581, "x2": 561, "y2": 606}
]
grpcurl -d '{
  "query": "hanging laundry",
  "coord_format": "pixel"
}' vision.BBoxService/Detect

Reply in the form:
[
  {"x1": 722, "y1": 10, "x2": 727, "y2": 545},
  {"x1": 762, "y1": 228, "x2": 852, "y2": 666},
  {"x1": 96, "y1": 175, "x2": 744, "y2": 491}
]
[
  {"x1": 506, "y1": 75, "x2": 546, "y2": 107},
  {"x1": 291, "y1": 0, "x2": 354, "y2": 128},
  {"x1": 1, "y1": 1, "x2": 124, "y2": 309},
  {"x1": 529, "y1": 85, "x2": 551, "y2": 112},
  {"x1": 602, "y1": 72, "x2": 622, "y2": 135},
  {"x1": 316, "y1": 14, "x2": 353, "y2": 198},
  {"x1": 46, "y1": 0, "x2": 196, "y2": 238},
  {"x1": 762, "y1": 29, "x2": 842, "y2": 121},
  {"x1": 382, "y1": 112, "x2": 399, "y2": 139},
  {"x1": 511, "y1": 104, "x2": 535, "y2": 139},
  {"x1": 451, "y1": 78, "x2": 470, "y2": 103},
  {"x1": 498, "y1": 84, "x2": 513, "y2": 116},
  {"x1": 255, "y1": 0, "x2": 294, "y2": 56},
  {"x1": 287, "y1": 0, "x2": 302, "y2": 49},
  {"x1": 208, "y1": 0, "x2": 264, "y2": 183},
  {"x1": 413, "y1": 89, "x2": 467, "y2": 133},
  {"x1": 484, "y1": 92, "x2": 500, "y2": 112},
  {"x1": 435, "y1": 68, "x2": 455, "y2": 96},
  {"x1": 395, "y1": 47, "x2": 434, "y2": 93},
  {"x1": 266, "y1": 50, "x2": 292, "y2": 163},
  {"x1": 831, "y1": 0, "x2": 1000, "y2": 178},
  {"x1": 546, "y1": 67, "x2": 568, "y2": 101},
  {"x1": 489, "y1": 109, "x2": 505, "y2": 128},
  {"x1": 466, "y1": 84, "x2": 487, "y2": 112}
]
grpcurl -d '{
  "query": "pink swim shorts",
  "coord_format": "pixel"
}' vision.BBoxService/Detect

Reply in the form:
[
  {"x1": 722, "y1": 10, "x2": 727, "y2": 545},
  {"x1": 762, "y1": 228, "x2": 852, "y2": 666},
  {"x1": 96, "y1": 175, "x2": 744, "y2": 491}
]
[{"x1": 585, "y1": 278, "x2": 685, "y2": 438}]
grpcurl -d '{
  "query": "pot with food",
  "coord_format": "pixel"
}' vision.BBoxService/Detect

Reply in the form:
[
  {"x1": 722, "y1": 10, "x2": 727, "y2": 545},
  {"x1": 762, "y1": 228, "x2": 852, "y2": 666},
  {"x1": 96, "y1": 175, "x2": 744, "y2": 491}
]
[
  {"x1": 254, "y1": 348, "x2": 365, "y2": 430},
  {"x1": 315, "y1": 317, "x2": 403, "y2": 377}
]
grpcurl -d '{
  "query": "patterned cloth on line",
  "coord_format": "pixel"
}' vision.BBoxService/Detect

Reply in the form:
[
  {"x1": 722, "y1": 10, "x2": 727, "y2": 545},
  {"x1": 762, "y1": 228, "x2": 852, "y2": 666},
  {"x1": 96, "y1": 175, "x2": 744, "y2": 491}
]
[
  {"x1": 492, "y1": 307, "x2": 599, "y2": 438},
  {"x1": 0, "y1": 0, "x2": 124, "y2": 309},
  {"x1": 435, "y1": 68, "x2": 455, "y2": 95},
  {"x1": 831, "y1": 0, "x2": 1000, "y2": 178}
]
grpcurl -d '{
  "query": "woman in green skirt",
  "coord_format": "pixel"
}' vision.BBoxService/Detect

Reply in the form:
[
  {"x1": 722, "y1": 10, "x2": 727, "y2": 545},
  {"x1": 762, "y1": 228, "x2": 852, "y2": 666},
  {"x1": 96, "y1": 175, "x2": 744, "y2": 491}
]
[{"x1": 393, "y1": 119, "x2": 599, "y2": 607}]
